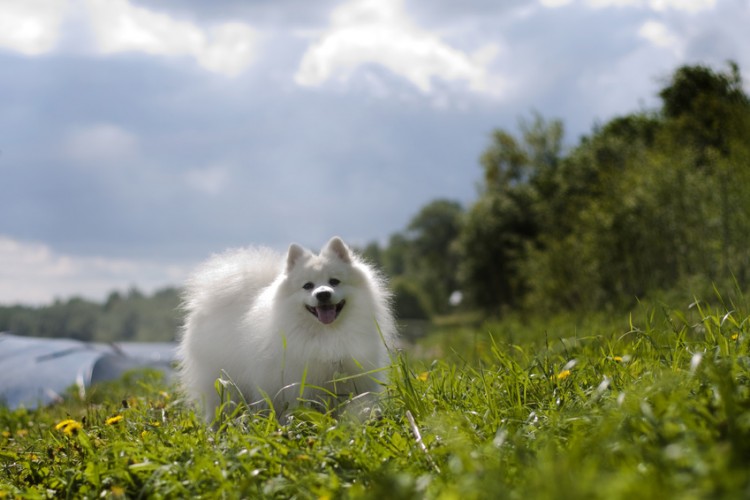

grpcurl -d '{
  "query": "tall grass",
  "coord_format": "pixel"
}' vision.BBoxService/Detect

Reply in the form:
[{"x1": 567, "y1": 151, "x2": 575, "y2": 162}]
[{"x1": 2, "y1": 299, "x2": 750, "y2": 498}]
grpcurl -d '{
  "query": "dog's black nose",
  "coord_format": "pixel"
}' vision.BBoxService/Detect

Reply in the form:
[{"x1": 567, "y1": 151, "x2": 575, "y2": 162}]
[{"x1": 315, "y1": 290, "x2": 332, "y2": 302}]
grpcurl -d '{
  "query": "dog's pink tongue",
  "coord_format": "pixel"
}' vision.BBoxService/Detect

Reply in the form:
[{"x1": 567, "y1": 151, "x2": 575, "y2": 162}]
[{"x1": 316, "y1": 306, "x2": 337, "y2": 325}]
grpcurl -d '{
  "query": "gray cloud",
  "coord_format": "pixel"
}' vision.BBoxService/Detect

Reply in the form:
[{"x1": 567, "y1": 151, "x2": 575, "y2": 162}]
[
  {"x1": 128, "y1": 0, "x2": 341, "y2": 27},
  {"x1": 0, "y1": 0, "x2": 748, "y2": 303}
]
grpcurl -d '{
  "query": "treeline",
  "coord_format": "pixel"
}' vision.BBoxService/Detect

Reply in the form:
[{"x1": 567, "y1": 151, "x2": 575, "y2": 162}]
[
  {"x1": 3, "y1": 62, "x2": 748, "y2": 339},
  {"x1": 365, "y1": 62, "x2": 750, "y2": 317},
  {"x1": 0, "y1": 288, "x2": 182, "y2": 342}
]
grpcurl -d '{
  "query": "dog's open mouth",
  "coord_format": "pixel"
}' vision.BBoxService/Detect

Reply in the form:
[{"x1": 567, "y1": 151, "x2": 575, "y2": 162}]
[{"x1": 306, "y1": 300, "x2": 346, "y2": 325}]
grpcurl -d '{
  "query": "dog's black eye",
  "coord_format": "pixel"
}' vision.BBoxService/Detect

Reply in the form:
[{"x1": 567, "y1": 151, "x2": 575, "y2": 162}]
[
  {"x1": 303, "y1": 282, "x2": 314, "y2": 290},
  {"x1": 329, "y1": 278, "x2": 340, "y2": 287}
]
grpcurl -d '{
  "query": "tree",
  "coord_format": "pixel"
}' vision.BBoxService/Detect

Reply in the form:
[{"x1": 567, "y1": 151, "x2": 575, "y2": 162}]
[
  {"x1": 405, "y1": 199, "x2": 463, "y2": 313},
  {"x1": 460, "y1": 63, "x2": 750, "y2": 314},
  {"x1": 382, "y1": 233, "x2": 411, "y2": 278},
  {"x1": 659, "y1": 61, "x2": 748, "y2": 158},
  {"x1": 391, "y1": 277, "x2": 432, "y2": 320},
  {"x1": 526, "y1": 63, "x2": 750, "y2": 311},
  {"x1": 458, "y1": 113, "x2": 563, "y2": 311},
  {"x1": 359, "y1": 241, "x2": 383, "y2": 269},
  {"x1": 659, "y1": 62, "x2": 750, "y2": 278}
]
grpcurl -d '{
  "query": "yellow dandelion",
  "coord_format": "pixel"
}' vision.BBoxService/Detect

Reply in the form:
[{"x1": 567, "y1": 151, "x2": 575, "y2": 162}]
[
  {"x1": 62, "y1": 421, "x2": 82, "y2": 435},
  {"x1": 55, "y1": 419, "x2": 77, "y2": 430},
  {"x1": 55, "y1": 419, "x2": 83, "y2": 435},
  {"x1": 2, "y1": 431, "x2": 11, "y2": 438},
  {"x1": 417, "y1": 371, "x2": 429, "y2": 382},
  {"x1": 16, "y1": 429, "x2": 28, "y2": 438},
  {"x1": 106, "y1": 415, "x2": 124, "y2": 426},
  {"x1": 613, "y1": 356, "x2": 623, "y2": 362},
  {"x1": 141, "y1": 430, "x2": 149, "y2": 440},
  {"x1": 555, "y1": 370, "x2": 571, "y2": 380},
  {"x1": 731, "y1": 333, "x2": 739, "y2": 341}
]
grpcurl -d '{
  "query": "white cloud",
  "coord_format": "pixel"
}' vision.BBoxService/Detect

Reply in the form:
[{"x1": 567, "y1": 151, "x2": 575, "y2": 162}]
[
  {"x1": 0, "y1": 0, "x2": 68, "y2": 55},
  {"x1": 85, "y1": 0, "x2": 260, "y2": 77},
  {"x1": 0, "y1": 0, "x2": 260, "y2": 75},
  {"x1": 647, "y1": 0, "x2": 716, "y2": 12},
  {"x1": 542, "y1": 0, "x2": 716, "y2": 11},
  {"x1": 295, "y1": 0, "x2": 505, "y2": 97},
  {"x1": 540, "y1": 0, "x2": 574, "y2": 6},
  {"x1": 0, "y1": 236, "x2": 187, "y2": 305},
  {"x1": 638, "y1": 19, "x2": 683, "y2": 55},
  {"x1": 586, "y1": 0, "x2": 643, "y2": 6},
  {"x1": 185, "y1": 165, "x2": 229, "y2": 196},
  {"x1": 63, "y1": 123, "x2": 139, "y2": 167}
]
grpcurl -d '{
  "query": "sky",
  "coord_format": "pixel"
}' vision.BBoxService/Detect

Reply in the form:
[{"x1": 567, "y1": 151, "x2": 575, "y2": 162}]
[{"x1": 1, "y1": 0, "x2": 748, "y2": 305}]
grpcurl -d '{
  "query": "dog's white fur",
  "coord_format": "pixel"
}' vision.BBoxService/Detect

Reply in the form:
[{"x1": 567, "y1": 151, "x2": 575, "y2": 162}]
[{"x1": 178, "y1": 237, "x2": 396, "y2": 422}]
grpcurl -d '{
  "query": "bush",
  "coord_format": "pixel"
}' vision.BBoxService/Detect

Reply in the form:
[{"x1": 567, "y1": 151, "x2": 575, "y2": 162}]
[{"x1": 391, "y1": 278, "x2": 432, "y2": 320}]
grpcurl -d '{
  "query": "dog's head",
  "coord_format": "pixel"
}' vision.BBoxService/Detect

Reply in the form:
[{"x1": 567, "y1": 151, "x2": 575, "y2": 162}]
[{"x1": 284, "y1": 237, "x2": 358, "y2": 326}]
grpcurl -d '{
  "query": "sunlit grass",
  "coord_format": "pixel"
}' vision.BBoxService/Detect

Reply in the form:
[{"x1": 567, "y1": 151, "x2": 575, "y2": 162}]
[{"x1": 2, "y1": 299, "x2": 750, "y2": 498}]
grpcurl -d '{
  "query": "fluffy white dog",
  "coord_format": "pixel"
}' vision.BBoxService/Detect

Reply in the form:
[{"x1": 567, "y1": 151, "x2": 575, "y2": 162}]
[{"x1": 178, "y1": 237, "x2": 397, "y2": 422}]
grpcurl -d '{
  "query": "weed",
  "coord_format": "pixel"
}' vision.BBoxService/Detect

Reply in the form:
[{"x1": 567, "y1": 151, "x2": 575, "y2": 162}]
[{"x1": 2, "y1": 301, "x2": 750, "y2": 498}]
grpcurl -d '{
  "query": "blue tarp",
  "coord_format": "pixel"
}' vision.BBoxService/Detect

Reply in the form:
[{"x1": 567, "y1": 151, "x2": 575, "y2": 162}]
[{"x1": 0, "y1": 332, "x2": 177, "y2": 409}]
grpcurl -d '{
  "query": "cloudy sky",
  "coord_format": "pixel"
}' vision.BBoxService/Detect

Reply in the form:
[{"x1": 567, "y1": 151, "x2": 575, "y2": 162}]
[{"x1": 1, "y1": 0, "x2": 748, "y2": 305}]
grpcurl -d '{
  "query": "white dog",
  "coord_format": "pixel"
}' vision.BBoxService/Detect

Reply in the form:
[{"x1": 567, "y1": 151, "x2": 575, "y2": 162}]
[{"x1": 178, "y1": 237, "x2": 397, "y2": 422}]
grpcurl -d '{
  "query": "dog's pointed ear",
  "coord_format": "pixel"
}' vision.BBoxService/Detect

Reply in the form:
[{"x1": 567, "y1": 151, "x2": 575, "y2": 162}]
[
  {"x1": 287, "y1": 243, "x2": 307, "y2": 272},
  {"x1": 322, "y1": 236, "x2": 352, "y2": 264}
]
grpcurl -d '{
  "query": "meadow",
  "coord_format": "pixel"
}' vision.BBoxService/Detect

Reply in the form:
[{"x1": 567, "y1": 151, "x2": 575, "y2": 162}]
[
  {"x1": 2, "y1": 61, "x2": 748, "y2": 499},
  {"x1": 2, "y1": 296, "x2": 750, "y2": 499}
]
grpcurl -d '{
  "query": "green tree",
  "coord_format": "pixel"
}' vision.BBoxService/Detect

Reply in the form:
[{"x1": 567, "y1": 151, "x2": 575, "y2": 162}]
[
  {"x1": 0, "y1": 287, "x2": 182, "y2": 342},
  {"x1": 525, "y1": 63, "x2": 750, "y2": 311},
  {"x1": 405, "y1": 199, "x2": 463, "y2": 313},
  {"x1": 458, "y1": 113, "x2": 563, "y2": 311},
  {"x1": 659, "y1": 61, "x2": 748, "y2": 159},
  {"x1": 359, "y1": 242, "x2": 383, "y2": 269},
  {"x1": 462, "y1": 63, "x2": 750, "y2": 314},
  {"x1": 522, "y1": 112, "x2": 662, "y2": 309},
  {"x1": 390, "y1": 277, "x2": 432, "y2": 320},
  {"x1": 660, "y1": 62, "x2": 750, "y2": 279},
  {"x1": 381, "y1": 233, "x2": 411, "y2": 278}
]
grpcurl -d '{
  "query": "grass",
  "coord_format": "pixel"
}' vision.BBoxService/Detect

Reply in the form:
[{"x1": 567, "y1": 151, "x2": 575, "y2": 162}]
[{"x1": 2, "y1": 298, "x2": 750, "y2": 498}]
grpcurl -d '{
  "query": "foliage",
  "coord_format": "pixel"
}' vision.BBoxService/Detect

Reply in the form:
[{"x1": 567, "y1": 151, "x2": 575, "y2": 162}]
[
  {"x1": 365, "y1": 200, "x2": 465, "y2": 318},
  {"x1": 390, "y1": 277, "x2": 432, "y2": 321},
  {"x1": 363, "y1": 62, "x2": 750, "y2": 316},
  {"x1": 457, "y1": 112, "x2": 563, "y2": 311},
  {"x1": 457, "y1": 61, "x2": 750, "y2": 313},
  {"x1": 660, "y1": 62, "x2": 749, "y2": 158},
  {"x1": 405, "y1": 200, "x2": 464, "y2": 313},
  {"x1": 4, "y1": 62, "x2": 750, "y2": 332},
  {"x1": 0, "y1": 288, "x2": 182, "y2": 342},
  {"x1": 3, "y1": 300, "x2": 750, "y2": 498}
]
